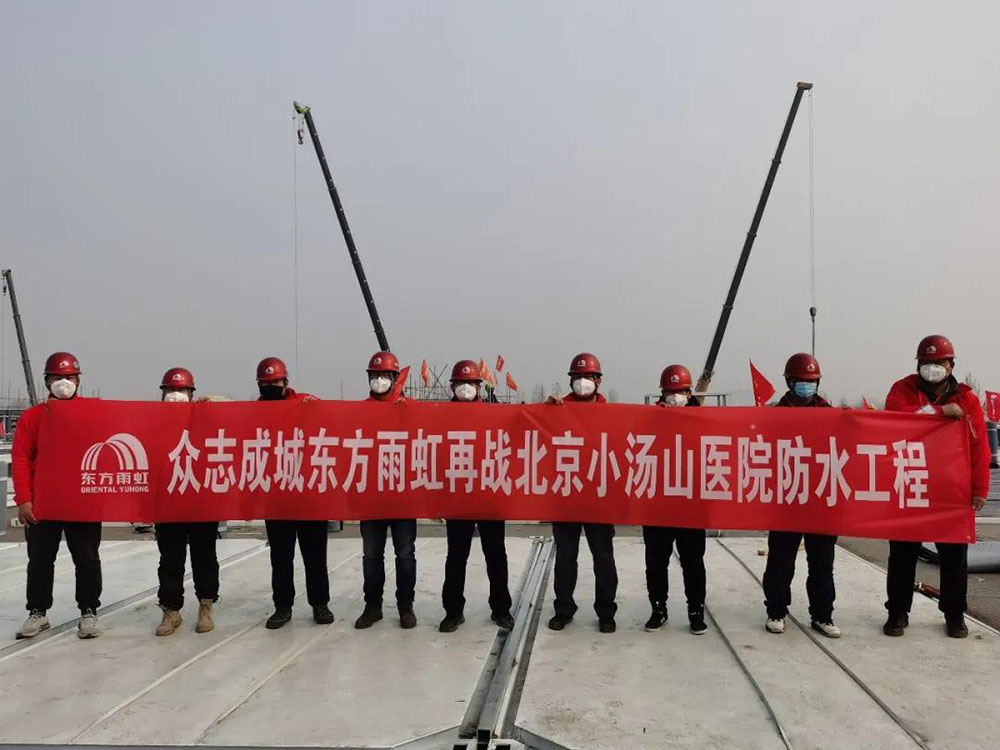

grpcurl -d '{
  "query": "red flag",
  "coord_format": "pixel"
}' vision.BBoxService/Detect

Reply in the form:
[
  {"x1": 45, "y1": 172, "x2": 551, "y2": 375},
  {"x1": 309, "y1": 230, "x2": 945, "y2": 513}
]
[
  {"x1": 506, "y1": 372, "x2": 518, "y2": 392},
  {"x1": 496, "y1": 355, "x2": 505, "y2": 373},
  {"x1": 388, "y1": 366, "x2": 410, "y2": 402},
  {"x1": 420, "y1": 359, "x2": 429, "y2": 387},
  {"x1": 479, "y1": 359, "x2": 495, "y2": 386},
  {"x1": 749, "y1": 360, "x2": 775, "y2": 407},
  {"x1": 862, "y1": 397, "x2": 876, "y2": 410},
  {"x1": 986, "y1": 390, "x2": 1000, "y2": 422}
]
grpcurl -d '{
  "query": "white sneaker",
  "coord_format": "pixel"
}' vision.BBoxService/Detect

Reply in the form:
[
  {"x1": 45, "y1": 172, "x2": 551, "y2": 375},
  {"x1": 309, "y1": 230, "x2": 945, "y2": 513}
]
[
  {"x1": 766, "y1": 617, "x2": 785, "y2": 634},
  {"x1": 811, "y1": 620, "x2": 841, "y2": 638},
  {"x1": 16, "y1": 610, "x2": 50, "y2": 639},
  {"x1": 78, "y1": 609, "x2": 100, "y2": 639}
]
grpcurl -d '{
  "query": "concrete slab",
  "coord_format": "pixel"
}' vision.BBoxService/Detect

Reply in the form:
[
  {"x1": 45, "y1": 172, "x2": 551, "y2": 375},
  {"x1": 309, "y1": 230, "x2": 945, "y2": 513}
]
[
  {"x1": 705, "y1": 540, "x2": 914, "y2": 750},
  {"x1": 201, "y1": 537, "x2": 533, "y2": 748},
  {"x1": 722, "y1": 536, "x2": 1000, "y2": 750},
  {"x1": 515, "y1": 537, "x2": 784, "y2": 750}
]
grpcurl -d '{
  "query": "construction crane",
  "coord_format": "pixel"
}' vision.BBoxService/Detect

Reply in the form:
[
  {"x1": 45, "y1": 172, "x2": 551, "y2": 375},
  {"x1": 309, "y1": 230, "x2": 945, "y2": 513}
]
[
  {"x1": 1, "y1": 269, "x2": 38, "y2": 406},
  {"x1": 696, "y1": 82, "x2": 813, "y2": 397},
  {"x1": 293, "y1": 101, "x2": 391, "y2": 353}
]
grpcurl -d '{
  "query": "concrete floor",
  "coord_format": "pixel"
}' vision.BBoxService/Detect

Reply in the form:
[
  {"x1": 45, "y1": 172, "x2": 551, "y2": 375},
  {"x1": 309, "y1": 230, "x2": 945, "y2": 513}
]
[{"x1": 0, "y1": 534, "x2": 998, "y2": 749}]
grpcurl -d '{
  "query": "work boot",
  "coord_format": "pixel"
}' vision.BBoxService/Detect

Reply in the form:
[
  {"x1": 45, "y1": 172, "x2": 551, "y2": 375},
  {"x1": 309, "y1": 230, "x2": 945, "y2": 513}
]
[
  {"x1": 155, "y1": 608, "x2": 183, "y2": 637},
  {"x1": 689, "y1": 609, "x2": 708, "y2": 635},
  {"x1": 811, "y1": 620, "x2": 841, "y2": 638},
  {"x1": 644, "y1": 605, "x2": 667, "y2": 632},
  {"x1": 438, "y1": 613, "x2": 465, "y2": 633},
  {"x1": 547, "y1": 613, "x2": 573, "y2": 631},
  {"x1": 78, "y1": 609, "x2": 100, "y2": 639},
  {"x1": 398, "y1": 607, "x2": 417, "y2": 630},
  {"x1": 313, "y1": 604, "x2": 335, "y2": 625},
  {"x1": 598, "y1": 618, "x2": 617, "y2": 634},
  {"x1": 882, "y1": 612, "x2": 908, "y2": 637},
  {"x1": 946, "y1": 615, "x2": 968, "y2": 639},
  {"x1": 266, "y1": 608, "x2": 292, "y2": 630},
  {"x1": 765, "y1": 617, "x2": 785, "y2": 634},
  {"x1": 492, "y1": 611, "x2": 515, "y2": 630},
  {"x1": 354, "y1": 606, "x2": 384, "y2": 630},
  {"x1": 195, "y1": 599, "x2": 215, "y2": 633},
  {"x1": 16, "y1": 610, "x2": 50, "y2": 640}
]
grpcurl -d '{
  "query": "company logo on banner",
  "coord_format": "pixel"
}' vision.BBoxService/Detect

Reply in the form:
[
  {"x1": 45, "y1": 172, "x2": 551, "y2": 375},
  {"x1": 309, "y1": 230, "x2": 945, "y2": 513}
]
[{"x1": 80, "y1": 432, "x2": 150, "y2": 494}]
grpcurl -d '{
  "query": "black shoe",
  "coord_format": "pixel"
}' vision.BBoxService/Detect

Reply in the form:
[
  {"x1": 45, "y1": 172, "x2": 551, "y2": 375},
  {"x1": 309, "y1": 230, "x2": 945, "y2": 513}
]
[
  {"x1": 398, "y1": 608, "x2": 417, "y2": 629},
  {"x1": 946, "y1": 615, "x2": 968, "y2": 639},
  {"x1": 599, "y1": 618, "x2": 616, "y2": 634},
  {"x1": 883, "y1": 612, "x2": 908, "y2": 637},
  {"x1": 689, "y1": 610, "x2": 707, "y2": 635},
  {"x1": 438, "y1": 614, "x2": 465, "y2": 633},
  {"x1": 266, "y1": 608, "x2": 292, "y2": 629},
  {"x1": 492, "y1": 611, "x2": 515, "y2": 630},
  {"x1": 354, "y1": 606, "x2": 383, "y2": 630},
  {"x1": 644, "y1": 607, "x2": 667, "y2": 632},
  {"x1": 548, "y1": 613, "x2": 573, "y2": 631},
  {"x1": 312, "y1": 604, "x2": 335, "y2": 625}
]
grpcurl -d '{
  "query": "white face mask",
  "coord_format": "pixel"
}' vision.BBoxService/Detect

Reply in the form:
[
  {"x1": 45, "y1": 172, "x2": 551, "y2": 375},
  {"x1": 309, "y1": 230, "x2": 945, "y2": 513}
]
[
  {"x1": 919, "y1": 364, "x2": 948, "y2": 384},
  {"x1": 369, "y1": 376, "x2": 392, "y2": 395},
  {"x1": 163, "y1": 391, "x2": 190, "y2": 403},
  {"x1": 571, "y1": 377, "x2": 596, "y2": 398},
  {"x1": 453, "y1": 383, "x2": 477, "y2": 402},
  {"x1": 662, "y1": 392, "x2": 688, "y2": 407},
  {"x1": 49, "y1": 379, "x2": 77, "y2": 400}
]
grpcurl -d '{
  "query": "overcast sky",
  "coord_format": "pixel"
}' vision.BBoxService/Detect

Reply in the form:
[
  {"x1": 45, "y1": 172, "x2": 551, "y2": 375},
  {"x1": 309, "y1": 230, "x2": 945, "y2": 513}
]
[{"x1": 2, "y1": 1, "x2": 998, "y2": 405}]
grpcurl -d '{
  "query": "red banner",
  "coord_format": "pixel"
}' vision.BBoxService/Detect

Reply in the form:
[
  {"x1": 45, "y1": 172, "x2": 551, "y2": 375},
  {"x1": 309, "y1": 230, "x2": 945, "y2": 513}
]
[
  {"x1": 31, "y1": 400, "x2": 974, "y2": 542},
  {"x1": 985, "y1": 390, "x2": 1000, "y2": 423}
]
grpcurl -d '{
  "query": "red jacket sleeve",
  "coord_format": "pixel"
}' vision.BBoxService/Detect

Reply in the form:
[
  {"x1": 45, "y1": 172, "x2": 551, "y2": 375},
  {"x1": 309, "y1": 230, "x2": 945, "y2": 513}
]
[
  {"x1": 11, "y1": 404, "x2": 43, "y2": 506},
  {"x1": 963, "y1": 391, "x2": 992, "y2": 499}
]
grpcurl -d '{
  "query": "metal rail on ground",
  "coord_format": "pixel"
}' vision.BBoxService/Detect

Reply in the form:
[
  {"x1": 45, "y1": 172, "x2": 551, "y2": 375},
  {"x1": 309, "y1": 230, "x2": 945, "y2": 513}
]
[{"x1": 715, "y1": 538, "x2": 931, "y2": 750}]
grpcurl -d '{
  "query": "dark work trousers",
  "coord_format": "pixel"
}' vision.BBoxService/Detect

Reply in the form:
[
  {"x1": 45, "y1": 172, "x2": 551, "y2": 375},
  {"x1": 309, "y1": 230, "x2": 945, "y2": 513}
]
[
  {"x1": 155, "y1": 522, "x2": 220, "y2": 610},
  {"x1": 642, "y1": 525, "x2": 706, "y2": 611},
  {"x1": 25, "y1": 521, "x2": 102, "y2": 613},
  {"x1": 361, "y1": 519, "x2": 417, "y2": 609},
  {"x1": 762, "y1": 531, "x2": 837, "y2": 622},
  {"x1": 552, "y1": 522, "x2": 618, "y2": 621},
  {"x1": 441, "y1": 520, "x2": 511, "y2": 617},
  {"x1": 886, "y1": 540, "x2": 968, "y2": 617},
  {"x1": 265, "y1": 520, "x2": 330, "y2": 609}
]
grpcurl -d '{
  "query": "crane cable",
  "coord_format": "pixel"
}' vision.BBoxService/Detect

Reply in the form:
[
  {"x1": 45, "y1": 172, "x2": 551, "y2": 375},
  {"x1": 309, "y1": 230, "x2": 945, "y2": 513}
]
[
  {"x1": 808, "y1": 90, "x2": 817, "y2": 356},
  {"x1": 292, "y1": 113, "x2": 302, "y2": 375}
]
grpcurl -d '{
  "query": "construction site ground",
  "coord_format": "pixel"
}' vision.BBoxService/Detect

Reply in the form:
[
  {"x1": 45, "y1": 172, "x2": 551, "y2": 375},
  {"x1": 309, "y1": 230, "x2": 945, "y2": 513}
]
[{"x1": 0, "y1": 493, "x2": 999, "y2": 749}]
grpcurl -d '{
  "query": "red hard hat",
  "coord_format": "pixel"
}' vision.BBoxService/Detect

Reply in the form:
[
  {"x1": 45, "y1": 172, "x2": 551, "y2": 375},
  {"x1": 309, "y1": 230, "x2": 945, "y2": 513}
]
[
  {"x1": 44, "y1": 351, "x2": 81, "y2": 376},
  {"x1": 256, "y1": 357, "x2": 289, "y2": 383},
  {"x1": 366, "y1": 351, "x2": 400, "y2": 374},
  {"x1": 915, "y1": 335, "x2": 955, "y2": 362},
  {"x1": 450, "y1": 359, "x2": 483, "y2": 382},
  {"x1": 161, "y1": 367, "x2": 196, "y2": 391},
  {"x1": 568, "y1": 352, "x2": 602, "y2": 376},
  {"x1": 660, "y1": 364, "x2": 693, "y2": 392},
  {"x1": 784, "y1": 353, "x2": 822, "y2": 381}
]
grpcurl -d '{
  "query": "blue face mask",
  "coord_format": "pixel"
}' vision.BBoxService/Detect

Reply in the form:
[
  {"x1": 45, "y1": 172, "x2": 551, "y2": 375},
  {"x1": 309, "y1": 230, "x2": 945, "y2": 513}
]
[{"x1": 792, "y1": 381, "x2": 818, "y2": 399}]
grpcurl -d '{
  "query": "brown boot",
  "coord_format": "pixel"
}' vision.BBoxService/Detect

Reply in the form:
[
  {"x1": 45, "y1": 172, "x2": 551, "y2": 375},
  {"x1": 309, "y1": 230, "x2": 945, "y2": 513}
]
[
  {"x1": 156, "y1": 608, "x2": 183, "y2": 636},
  {"x1": 195, "y1": 599, "x2": 215, "y2": 633}
]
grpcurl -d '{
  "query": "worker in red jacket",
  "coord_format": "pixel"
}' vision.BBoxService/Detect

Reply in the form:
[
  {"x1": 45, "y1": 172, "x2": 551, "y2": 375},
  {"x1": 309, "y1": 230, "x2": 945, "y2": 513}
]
[
  {"x1": 439, "y1": 360, "x2": 513, "y2": 633},
  {"x1": 355, "y1": 351, "x2": 418, "y2": 631},
  {"x1": 762, "y1": 353, "x2": 841, "y2": 638},
  {"x1": 12, "y1": 352, "x2": 101, "y2": 640},
  {"x1": 644, "y1": 364, "x2": 707, "y2": 635},
  {"x1": 256, "y1": 357, "x2": 333, "y2": 630},
  {"x1": 154, "y1": 368, "x2": 220, "y2": 637},
  {"x1": 547, "y1": 352, "x2": 619, "y2": 634},
  {"x1": 883, "y1": 335, "x2": 990, "y2": 639}
]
